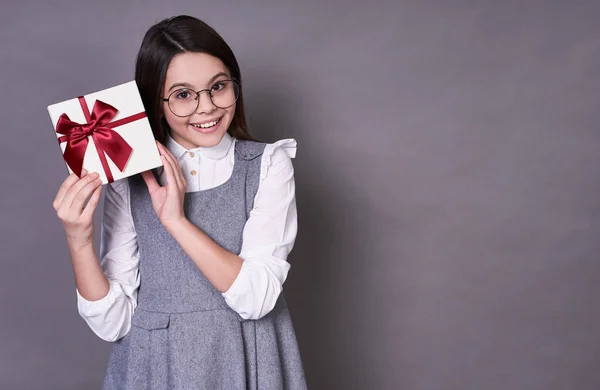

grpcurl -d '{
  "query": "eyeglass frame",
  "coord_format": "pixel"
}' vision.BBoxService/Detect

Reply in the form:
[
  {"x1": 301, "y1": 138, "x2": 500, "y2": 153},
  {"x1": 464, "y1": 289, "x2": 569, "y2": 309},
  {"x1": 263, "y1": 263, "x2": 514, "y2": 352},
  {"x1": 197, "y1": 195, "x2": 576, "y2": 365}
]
[{"x1": 160, "y1": 79, "x2": 241, "y2": 117}]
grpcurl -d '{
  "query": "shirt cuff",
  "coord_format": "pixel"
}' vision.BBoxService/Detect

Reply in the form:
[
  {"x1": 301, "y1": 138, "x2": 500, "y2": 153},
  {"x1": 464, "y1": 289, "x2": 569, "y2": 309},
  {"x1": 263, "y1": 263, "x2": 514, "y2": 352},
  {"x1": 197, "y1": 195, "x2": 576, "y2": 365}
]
[
  {"x1": 222, "y1": 256, "x2": 292, "y2": 320},
  {"x1": 76, "y1": 280, "x2": 119, "y2": 318},
  {"x1": 222, "y1": 260, "x2": 251, "y2": 302}
]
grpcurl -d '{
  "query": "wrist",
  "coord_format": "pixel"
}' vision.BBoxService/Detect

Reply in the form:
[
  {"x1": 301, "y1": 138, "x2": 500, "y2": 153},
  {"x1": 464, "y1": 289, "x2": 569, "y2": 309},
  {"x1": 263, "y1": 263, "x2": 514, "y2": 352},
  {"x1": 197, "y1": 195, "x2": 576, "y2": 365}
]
[
  {"x1": 68, "y1": 239, "x2": 95, "y2": 258},
  {"x1": 162, "y1": 215, "x2": 189, "y2": 234}
]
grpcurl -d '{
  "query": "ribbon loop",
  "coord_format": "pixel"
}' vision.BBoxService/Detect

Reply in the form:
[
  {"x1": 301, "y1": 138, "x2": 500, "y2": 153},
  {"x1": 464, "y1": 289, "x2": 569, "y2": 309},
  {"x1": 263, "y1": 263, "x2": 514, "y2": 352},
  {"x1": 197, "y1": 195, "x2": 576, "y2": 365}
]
[{"x1": 55, "y1": 97, "x2": 145, "y2": 182}]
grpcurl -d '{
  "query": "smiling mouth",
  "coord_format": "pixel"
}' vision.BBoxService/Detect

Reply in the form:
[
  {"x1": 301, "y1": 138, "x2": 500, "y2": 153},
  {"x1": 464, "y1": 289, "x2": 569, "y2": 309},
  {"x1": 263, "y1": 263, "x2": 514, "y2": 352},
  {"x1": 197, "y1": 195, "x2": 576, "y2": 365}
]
[{"x1": 190, "y1": 118, "x2": 221, "y2": 129}]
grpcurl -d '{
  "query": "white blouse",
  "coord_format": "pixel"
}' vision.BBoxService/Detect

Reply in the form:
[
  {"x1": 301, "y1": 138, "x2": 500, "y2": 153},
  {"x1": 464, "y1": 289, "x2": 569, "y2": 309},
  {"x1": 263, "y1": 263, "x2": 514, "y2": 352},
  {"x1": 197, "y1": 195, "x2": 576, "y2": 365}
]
[{"x1": 76, "y1": 131, "x2": 298, "y2": 342}]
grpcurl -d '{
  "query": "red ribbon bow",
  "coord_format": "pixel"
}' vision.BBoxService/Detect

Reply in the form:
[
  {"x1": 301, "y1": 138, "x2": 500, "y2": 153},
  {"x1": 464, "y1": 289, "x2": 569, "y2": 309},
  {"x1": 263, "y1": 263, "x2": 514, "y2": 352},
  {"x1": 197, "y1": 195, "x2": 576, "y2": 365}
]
[{"x1": 55, "y1": 96, "x2": 146, "y2": 183}]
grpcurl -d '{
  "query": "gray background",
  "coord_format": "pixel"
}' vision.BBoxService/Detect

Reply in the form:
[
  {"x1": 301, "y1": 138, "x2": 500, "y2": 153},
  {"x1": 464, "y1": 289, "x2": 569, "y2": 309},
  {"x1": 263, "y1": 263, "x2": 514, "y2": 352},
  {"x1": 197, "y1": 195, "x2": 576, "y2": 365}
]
[{"x1": 1, "y1": 1, "x2": 599, "y2": 389}]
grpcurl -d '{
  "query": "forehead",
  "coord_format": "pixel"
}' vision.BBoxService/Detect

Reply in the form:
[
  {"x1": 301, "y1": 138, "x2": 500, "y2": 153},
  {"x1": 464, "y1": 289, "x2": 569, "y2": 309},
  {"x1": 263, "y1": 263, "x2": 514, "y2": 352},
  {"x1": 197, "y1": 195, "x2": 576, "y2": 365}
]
[{"x1": 164, "y1": 52, "x2": 230, "y2": 88}]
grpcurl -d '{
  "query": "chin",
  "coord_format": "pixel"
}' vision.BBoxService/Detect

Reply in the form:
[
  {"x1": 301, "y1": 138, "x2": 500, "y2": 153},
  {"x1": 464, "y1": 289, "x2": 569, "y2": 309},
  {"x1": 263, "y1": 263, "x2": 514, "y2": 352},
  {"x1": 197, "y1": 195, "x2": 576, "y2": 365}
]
[{"x1": 187, "y1": 128, "x2": 228, "y2": 148}]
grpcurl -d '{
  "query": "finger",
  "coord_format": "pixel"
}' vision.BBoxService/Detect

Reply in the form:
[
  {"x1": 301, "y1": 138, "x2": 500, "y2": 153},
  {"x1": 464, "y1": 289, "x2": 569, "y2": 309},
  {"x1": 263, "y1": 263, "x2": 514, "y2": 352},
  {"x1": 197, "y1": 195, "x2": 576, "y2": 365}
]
[
  {"x1": 160, "y1": 154, "x2": 177, "y2": 187},
  {"x1": 158, "y1": 142, "x2": 179, "y2": 163},
  {"x1": 54, "y1": 172, "x2": 83, "y2": 210},
  {"x1": 70, "y1": 176, "x2": 102, "y2": 211},
  {"x1": 141, "y1": 170, "x2": 161, "y2": 194},
  {"x1": 81, "y1": 184, "x2": 103, "y2": 221},
  {"x1": 163, "y1": 146, "x2": 187, "y2": 188},
  {"x1": 157, "y1": 144, "x2": 184, "y2": 189},
  {"x1": 61, "y1": 172, "x2": 100, "y2": 210},
  {"x1": 157, "y1": 143, "x2": 185, "y2": 189}
]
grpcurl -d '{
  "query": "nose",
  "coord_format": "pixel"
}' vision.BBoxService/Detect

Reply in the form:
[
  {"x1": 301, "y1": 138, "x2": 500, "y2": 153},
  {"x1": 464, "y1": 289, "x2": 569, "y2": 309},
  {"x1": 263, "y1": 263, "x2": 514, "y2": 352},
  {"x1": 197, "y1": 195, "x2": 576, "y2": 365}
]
[{"x1": 195, "y1": 90, "x2": 216, "y2": 114}]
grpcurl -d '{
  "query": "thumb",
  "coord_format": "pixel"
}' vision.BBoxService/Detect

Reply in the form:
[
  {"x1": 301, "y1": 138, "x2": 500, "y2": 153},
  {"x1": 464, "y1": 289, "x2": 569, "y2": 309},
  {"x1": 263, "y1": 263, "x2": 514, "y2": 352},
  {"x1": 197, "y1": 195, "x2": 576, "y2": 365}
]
[{"x1": 141, "y1": 170, "x2": 161, "y2": 194}]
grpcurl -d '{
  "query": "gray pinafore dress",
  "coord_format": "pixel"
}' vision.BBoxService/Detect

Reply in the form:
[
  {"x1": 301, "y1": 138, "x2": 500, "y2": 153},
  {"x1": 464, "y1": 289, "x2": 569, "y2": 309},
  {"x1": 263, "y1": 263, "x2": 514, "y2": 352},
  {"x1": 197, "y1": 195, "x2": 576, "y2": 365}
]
[{"x1": 102, "y1": 139, "x2": 307, "y2": 389}]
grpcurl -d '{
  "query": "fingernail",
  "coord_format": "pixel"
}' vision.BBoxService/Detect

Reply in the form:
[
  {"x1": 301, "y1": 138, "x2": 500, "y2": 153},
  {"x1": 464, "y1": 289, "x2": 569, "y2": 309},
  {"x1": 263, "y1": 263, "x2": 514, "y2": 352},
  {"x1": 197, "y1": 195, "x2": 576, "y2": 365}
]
[{"x1": 81, "y1": 169, "x2": 88, "y2": 176}]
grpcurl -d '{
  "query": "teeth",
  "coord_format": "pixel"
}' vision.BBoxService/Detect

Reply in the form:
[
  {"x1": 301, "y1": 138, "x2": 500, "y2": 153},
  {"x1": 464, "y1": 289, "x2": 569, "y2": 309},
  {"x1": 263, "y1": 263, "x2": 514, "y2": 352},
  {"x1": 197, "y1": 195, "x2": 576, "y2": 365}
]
[{"x1": 192, "y1": 119, "x2": 219, "y2": 129}]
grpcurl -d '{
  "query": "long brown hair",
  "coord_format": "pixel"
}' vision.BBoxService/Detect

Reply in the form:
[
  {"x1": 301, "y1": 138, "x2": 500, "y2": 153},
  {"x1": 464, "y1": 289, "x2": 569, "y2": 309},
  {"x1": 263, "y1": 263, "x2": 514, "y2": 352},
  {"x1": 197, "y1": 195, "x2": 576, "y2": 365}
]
[{"x1": 134, "y1": 15, "x2": 254, "y2": 144}]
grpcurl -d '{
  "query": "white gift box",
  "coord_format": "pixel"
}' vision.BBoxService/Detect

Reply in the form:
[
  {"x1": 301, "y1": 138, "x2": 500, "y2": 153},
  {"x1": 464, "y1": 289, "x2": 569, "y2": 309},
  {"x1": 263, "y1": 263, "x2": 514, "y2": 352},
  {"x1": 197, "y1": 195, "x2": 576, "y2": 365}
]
[{"x1": 47, "y1": 80, "x2": 162, "y2": 185}]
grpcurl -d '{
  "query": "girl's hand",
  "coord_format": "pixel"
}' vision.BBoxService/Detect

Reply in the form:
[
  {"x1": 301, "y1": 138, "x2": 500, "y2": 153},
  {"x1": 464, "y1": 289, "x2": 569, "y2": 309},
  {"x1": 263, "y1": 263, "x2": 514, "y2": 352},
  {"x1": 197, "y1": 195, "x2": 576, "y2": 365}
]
[
  {"x1": 141, "y1": 142, "x2": 187, "y2": 228},
  {"x1": 53, "y1": 170, "x2": 103, "y2": 253}
]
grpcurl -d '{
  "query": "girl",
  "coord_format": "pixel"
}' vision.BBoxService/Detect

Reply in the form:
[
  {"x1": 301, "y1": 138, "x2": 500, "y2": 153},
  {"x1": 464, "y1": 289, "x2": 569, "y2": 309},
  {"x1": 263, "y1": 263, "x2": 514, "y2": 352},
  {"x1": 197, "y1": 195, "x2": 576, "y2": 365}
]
[{"x1": 52, "y1": 15, "x2": 307, "y2": 389}]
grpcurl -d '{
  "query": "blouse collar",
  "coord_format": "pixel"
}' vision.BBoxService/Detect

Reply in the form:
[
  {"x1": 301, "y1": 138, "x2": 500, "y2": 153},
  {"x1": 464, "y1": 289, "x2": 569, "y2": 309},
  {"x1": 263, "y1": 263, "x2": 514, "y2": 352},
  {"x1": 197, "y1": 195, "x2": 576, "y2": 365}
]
[{"x1": 165, "y1": 131, "x2": 234, "y2": 160}]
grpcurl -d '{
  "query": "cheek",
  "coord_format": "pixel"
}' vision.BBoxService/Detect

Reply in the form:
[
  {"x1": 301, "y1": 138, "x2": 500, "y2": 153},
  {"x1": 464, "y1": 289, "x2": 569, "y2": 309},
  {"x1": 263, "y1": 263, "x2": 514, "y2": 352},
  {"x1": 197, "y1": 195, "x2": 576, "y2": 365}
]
[
  {"x1": 225, "y1": 104, "x2": 236, "y2": 121},
  {"x1": 163, "y1": 110, "x2": 188, "y2": 129}
]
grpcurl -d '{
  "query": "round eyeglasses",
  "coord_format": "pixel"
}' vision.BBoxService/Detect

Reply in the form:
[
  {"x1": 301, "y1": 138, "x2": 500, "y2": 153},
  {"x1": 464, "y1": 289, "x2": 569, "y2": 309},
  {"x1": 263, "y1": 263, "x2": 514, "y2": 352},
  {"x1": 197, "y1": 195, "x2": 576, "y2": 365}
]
[{"x1": 161, "y1": 79, "x2": 240, "y2": 117}]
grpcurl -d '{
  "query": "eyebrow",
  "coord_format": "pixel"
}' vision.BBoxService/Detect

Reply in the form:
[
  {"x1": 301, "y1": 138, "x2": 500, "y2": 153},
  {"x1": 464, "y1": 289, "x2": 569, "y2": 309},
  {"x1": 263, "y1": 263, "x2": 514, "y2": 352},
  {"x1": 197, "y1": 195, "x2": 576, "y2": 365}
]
[{"x1": 167, "y1": 72, "x2": 231, "y2": 92}]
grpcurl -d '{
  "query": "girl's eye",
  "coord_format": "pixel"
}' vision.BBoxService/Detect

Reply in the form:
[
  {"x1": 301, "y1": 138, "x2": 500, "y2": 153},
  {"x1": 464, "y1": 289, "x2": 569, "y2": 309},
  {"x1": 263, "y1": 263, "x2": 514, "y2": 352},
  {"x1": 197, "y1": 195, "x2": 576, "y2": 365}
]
[
  {"x1": 211, "y1": 82, "x2": 227, "y2": 92},
  {"x1": 175, "y1": 89, "x2": 193, "y2": 99}
]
